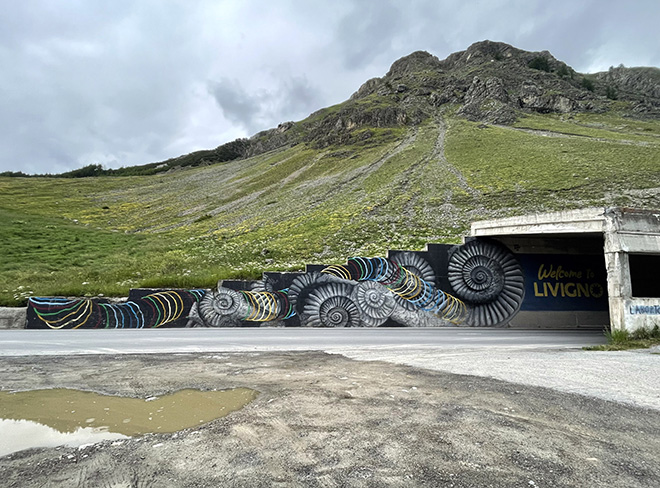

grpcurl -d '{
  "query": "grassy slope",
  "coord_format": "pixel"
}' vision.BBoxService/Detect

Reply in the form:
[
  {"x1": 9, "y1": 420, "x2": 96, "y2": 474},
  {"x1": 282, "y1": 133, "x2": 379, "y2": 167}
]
[{"x1": 1, "y1": 114, "x2": 659, "y2": 305}]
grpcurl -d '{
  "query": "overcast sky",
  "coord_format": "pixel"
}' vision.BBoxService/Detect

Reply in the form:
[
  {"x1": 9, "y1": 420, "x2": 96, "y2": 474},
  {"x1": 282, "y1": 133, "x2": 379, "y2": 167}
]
[{"x1": 1, "y1": 0, "x2": 658, "y2": 175}]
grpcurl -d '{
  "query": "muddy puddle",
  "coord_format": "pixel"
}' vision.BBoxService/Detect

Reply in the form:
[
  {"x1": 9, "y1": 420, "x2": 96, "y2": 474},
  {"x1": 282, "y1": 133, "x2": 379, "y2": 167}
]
[{"x1": 0, "y1": 388, "x2": 257, "y2": 457}]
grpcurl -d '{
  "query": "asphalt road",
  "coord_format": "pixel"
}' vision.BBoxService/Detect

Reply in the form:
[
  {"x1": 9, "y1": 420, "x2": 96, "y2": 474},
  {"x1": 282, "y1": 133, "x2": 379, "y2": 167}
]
[{"x1": 0, "y1": 327, "x2": 606, "y2": 356}]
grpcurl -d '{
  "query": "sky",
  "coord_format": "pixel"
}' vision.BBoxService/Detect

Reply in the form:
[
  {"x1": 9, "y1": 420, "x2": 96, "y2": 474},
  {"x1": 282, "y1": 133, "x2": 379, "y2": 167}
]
[{"x1": 1, "y1": 0, "x2": 658, "y2": 175}]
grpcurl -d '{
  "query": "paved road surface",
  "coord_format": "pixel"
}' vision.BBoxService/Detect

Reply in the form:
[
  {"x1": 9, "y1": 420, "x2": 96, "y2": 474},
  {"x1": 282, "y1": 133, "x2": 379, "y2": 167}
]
[{"x1": 0, "y1": 327, "x2": 605, "y2": 356}]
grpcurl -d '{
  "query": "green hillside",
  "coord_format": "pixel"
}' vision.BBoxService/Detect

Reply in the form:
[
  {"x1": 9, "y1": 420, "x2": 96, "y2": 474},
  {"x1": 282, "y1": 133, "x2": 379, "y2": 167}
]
[
  {"x1": 2, "y1": 41, "x2": 659, "y2": 306},
  {"x1": 2, "y1": 112, "x2": 659, "y2": 306}
]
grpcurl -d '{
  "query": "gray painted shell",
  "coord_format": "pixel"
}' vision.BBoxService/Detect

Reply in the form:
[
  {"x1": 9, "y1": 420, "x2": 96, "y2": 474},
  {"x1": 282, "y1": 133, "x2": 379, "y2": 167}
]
[
  {"x1": 448, "y1": 239, "x2": 525, "y2": 327},
  {"x1": 303, "y1": 283, "x2": 360, "y2": 327},
  {"x1": 390, "y1": 252, "x2": 436, "y2": 283},
  {"x1": 287, "y1": 272, "x2": 335, "y2": 316},
  {"x1": 353, "y1": 281, "x2": 395, "y2": 327},
  {"x1": 250, "y1": 275, "x2": 277, "y2": 293},
  {"x1": 198, "y1": 289, "x2": 248, "y2": 327}
]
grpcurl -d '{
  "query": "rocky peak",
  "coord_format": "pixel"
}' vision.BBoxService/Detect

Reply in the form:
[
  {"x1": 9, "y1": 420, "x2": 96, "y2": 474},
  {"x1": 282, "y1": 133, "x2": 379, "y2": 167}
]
[
  {"x1": 257, "y1": 41, "x2": 659, "y2": 157},
  {"x1": 351, "y1": 51, "x2": 443, "y2": 100},
  {"x1": 440, "y1": 40, "x2": 523, "y2": 69},
  {"x1": 385, "y1": 51, "x2": 442, "y2": 78}
]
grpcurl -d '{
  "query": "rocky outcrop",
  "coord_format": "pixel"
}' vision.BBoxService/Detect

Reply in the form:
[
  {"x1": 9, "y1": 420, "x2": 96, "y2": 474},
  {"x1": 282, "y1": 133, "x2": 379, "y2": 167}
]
[
  {"x1": 594, "y1": 66, "x2": 660, "y2": 99},
  {"x1": 350, "y1": 78, "x2": 381, "y2": 100},
  {"x1": 439, "y1": 40, "x2": 525, "y2": 71},
  {"x1": 592, "y1": 66, "x2": 660, "y2": 117},
  {"x1": 304, "y1": 105, "x2": 418, "y2": 148},
  {"x1": 246, "y1": 122, "x2": 295, "y2": 156},
  {"x1": 386, "y1": 50, "x2": 443, "y2": 78},
  {"x1": 457, "y1": 77, "x2": 516, "y2": 124},
  {"x1": 518, "y1": 81, "x2": 578, "y2": 114}
]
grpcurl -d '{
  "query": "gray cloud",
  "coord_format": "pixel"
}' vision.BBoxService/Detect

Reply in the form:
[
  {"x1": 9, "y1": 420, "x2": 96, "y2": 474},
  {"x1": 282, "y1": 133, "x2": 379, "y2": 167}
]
[
  {"x1": 335, "y1": 0, "x2": 403, "y2": 70},
  {"x1": 0, "y1": 0, "x2": 658, "y2": 174},
  {"x1": 207, "y1": 79, "x2": 262, "y2": 131},
  {"x1": 208, "y1": 75, "x2": 322, "y2": 134}
]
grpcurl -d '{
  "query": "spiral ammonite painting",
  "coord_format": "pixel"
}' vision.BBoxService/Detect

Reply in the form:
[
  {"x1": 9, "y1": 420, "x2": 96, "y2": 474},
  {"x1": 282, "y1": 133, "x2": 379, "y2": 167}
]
[{"x1": 27, "y1": 240, "x2": 525, "y2": 329}]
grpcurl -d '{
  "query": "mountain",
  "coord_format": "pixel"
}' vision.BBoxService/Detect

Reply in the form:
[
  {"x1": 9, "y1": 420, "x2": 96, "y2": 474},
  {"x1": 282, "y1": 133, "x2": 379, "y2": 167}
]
[
  {"x1": 246, "y1": 40, "x2": 658, "y2": 154},
  {"x1": 1, "y1": 40, "x2": 659, "y2": 305},
  {"x1": 8, "y1": 40, "x2": 656, "y2": 178}
]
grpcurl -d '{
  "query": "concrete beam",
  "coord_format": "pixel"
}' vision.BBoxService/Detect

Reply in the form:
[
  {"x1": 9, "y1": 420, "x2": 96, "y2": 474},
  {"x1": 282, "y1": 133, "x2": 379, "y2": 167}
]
[{"x1": 472, "y1": 208, "x2": 606, "y2": 237}]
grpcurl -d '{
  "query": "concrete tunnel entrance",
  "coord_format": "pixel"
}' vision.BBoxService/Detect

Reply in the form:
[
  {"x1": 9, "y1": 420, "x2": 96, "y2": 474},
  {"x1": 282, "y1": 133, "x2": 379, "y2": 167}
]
[{"x1": 470, "y1": 207, "x2": 660, "y2": 331}]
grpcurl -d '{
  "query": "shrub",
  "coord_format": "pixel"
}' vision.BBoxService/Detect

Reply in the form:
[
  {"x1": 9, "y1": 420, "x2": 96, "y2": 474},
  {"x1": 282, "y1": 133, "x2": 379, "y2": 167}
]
[
  {"x1": 556, "y1": 64, "x2": 571, "y2": 78},
  {"x1": 606, "y1": 85, "x2": 618, "y2": 100},
  {"x1": 630, "y1": 324, "x2": 660, "y2": 341},
  {"x1": 528, "y1": 56, "x2": 551, "y2": 72},
  {"x1": 605, "y1": 327, "x2": 629, "y2": 344},
  {"x1": 60, "y1": 164, "x2": 104, "y2": 178},
  {"x1": 581, "y1": 77, "x2": 595, "y2": 92}
]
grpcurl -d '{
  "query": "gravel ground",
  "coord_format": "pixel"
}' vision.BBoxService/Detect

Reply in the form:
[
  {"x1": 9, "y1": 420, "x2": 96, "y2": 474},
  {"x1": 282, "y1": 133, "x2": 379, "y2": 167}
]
[
  {"x1": 334, "y1": 346, "x2": 660, "y2": 411},
  {"x1": 1, "y1": 351, "x2": 659, "y2": 487}
]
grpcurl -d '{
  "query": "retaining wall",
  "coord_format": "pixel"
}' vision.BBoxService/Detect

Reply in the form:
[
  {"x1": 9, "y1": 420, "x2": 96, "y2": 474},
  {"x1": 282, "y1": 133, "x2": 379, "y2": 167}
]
[{"x1": 0, "y1": 307, "x2": 27, "y2": 329}]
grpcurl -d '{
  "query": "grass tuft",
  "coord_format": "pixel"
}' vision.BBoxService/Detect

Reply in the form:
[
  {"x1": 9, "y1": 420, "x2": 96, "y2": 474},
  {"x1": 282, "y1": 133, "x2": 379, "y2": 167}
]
[{"x1": 584, "y1": 325, "x2": 660, "y2": 351}]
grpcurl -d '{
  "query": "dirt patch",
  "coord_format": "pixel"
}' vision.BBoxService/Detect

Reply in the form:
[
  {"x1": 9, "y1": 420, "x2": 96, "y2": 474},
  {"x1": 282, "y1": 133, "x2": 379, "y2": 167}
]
[{"x1": 0, "y1": 352, "x2": 658, "y2": 487}]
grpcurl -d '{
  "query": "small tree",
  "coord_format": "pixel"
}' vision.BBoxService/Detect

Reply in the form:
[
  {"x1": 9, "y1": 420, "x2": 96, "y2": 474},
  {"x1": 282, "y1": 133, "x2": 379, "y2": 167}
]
[
  {"x1": 606, "y1": 85, "x2": 618, "y2": 100},
  {"x1": 581, "y1": 76, "x2": 595, "y2": 92},
  {"x1": 528, "y1": 56, "x2": 551, "y2": 72},
  {"x1": 556, "y1": 64, "x2": 571, "y2": 78}
]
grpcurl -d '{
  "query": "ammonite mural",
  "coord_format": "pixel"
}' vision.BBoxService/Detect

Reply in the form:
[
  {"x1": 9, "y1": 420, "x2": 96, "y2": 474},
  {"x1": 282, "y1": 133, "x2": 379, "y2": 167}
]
[
  {"x1": 303, "y1": 282, "x2": 360, "y2": 328},
  {"x1": 389, "y1": 252, "x2": 436, "y2": 311},
  {"x1": 27, "y1": 290, "x2": 205, "y2": 329},
  {"x1": 194, "y1": 255, "x2": 468, "y2": 327},
  {"x1": 448, "y1": 239, "x2": 525, "y2": 326},
  {"x1": 26, "y1": 239, "x2": 525, "y2": 329},
  {"x1": 354, "y1": 281, "x2": 396, "y2": 327}
]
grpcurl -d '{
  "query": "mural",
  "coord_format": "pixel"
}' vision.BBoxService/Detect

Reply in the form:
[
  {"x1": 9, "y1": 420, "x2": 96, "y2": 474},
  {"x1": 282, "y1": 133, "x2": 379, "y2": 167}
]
[
  {"x1": 27, "y1": 290, "x2": 205, "y2": 329},
  {"x1": 448, "y1": 239, "x2": 526, "y2": 326},
  {"x1": 517, "y1": 254, "x2": 608, "y2": 312},
  {"x1": 189, "y1": 255, "x2": 468, "y2": 328},
  {"x1": 26, "y1": 239, "x2": 526, "y2": 329}
]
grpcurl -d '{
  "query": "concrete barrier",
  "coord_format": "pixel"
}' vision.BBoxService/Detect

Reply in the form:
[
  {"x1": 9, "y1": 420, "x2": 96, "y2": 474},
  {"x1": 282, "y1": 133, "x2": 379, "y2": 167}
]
[{"x1": 0, "y1": 307, "x2": 27, "y2": 329}]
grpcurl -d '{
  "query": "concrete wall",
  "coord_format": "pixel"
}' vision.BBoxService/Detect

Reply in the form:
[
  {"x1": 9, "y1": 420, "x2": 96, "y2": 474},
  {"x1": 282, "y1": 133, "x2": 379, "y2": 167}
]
[
  {"x1": 508, "y1": 311, "x2": 609, "y2": 329},
  {"x1": 0, "y1": 307, "x2": 27, "y2": 329},
  {"x1": 623, "y1": 299, "x2": 660, "y2": 330}
]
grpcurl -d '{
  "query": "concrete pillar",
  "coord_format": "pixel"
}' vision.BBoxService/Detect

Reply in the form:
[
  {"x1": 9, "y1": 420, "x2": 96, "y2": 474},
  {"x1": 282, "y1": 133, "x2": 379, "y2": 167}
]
[
  {"x1": 603, "y1": 208, "x2": 631, "y2": 331},
  {"x1": 603, "y1": 249, "x2": 630, "y2": 331}
]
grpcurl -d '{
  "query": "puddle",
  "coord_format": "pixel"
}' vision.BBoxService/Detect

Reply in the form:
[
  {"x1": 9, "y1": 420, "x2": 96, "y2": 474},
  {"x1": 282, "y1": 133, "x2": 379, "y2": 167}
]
[
  {"x1": 0, "y1": 419, "x2": 129, "y2": 457},
  {"x1": 0, "y1": 388, "x2": 257, "y2": 457}
]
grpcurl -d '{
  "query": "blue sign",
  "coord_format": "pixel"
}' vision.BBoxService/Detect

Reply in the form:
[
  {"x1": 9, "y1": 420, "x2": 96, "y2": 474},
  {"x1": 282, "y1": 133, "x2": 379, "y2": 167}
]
[{"x1": 518, "y1": 254, "x2": 608, "y2": 311}]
